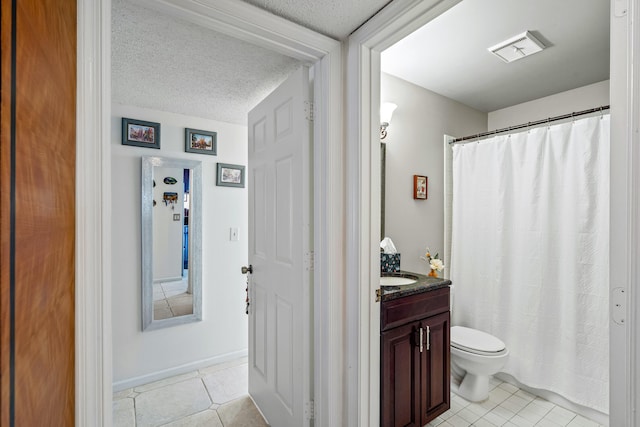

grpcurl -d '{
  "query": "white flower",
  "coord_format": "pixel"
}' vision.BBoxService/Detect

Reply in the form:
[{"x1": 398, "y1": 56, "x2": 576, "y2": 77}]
[{"x1": 430, "y1": 258, "x2": 444, "y2": 272}]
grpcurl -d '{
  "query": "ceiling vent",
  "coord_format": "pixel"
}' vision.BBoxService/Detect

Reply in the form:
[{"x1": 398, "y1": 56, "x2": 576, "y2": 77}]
[{"x1": 488, "y1": 31, "x2": 546, "y2": 63}]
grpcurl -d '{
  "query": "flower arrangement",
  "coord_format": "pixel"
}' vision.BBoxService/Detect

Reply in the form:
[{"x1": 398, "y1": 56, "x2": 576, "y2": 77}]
[{"x1": 420, "y1": 247, "x2": 444, "y2": 277}]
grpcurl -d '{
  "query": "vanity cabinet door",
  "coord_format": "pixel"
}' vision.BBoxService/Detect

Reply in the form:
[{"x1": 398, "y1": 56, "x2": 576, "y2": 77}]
[
  {"x1": 381, "y1": 288, "x2": 450, "y2": 427},
  {"x1": 381, "y1": 322, "x2": 422, "y2": 427},
  {"x1": 421, "y1": 311, "x2": 451, "y2": 425}
]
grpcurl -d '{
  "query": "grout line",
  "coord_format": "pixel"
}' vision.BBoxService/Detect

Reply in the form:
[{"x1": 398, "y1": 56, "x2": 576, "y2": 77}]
[
  {"x1": 201, "y1": 377, "x2": 216, "y2": 406},
  {"x1": 460, "y1": 381, "x2": 561, "y2": 427},
  {"x1": 133, "y1": 394, "x2": 138, "y2": 427},
  {"x1": 119, "y1": 368, "x2": 601, "y2": 427}
]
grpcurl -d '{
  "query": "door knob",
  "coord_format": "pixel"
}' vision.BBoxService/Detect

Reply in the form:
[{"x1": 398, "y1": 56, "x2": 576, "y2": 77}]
[{"x1": 241, "y1": 265, "x2": 253, "y2": 274}]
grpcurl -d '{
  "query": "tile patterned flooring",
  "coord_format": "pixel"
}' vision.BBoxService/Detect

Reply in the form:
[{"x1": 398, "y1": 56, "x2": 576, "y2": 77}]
[
  {"x1": 113, "y1": 358, "x2": 268, "y2": 426},
  {"x1": 153, "y1": 279, "x2": 193, "y2": 320},
  {"x1": 114, "y1": 360, "x2": 603, "y2": 427},
  {"x1": 430, "y1": 378, "x2": 604, "y2": 427}
]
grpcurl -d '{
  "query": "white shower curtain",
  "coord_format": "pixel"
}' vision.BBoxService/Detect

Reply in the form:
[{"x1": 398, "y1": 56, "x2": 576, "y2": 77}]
[{"x1": 450, "y1": 115, "x2": 610, "y2": 413}]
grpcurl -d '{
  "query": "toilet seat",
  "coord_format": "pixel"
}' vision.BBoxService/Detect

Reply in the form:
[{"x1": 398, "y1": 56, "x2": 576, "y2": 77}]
[{"x1": 451, "y1": 326, "x2": 506, "y2": 356}]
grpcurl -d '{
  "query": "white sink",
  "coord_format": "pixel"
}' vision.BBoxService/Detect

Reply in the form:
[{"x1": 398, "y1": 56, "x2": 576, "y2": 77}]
[{"x1": 380, "y1": 276, "x2": 417, "y2": 286}]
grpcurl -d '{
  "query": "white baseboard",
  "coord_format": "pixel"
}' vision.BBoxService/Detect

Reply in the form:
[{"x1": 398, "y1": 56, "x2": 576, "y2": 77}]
[
  {"x1": 495, "y1": 373, "x2": 609, "y2": 426},
  {"x1": 112, "y1": 349, "x2": 248, "y2": 392}
]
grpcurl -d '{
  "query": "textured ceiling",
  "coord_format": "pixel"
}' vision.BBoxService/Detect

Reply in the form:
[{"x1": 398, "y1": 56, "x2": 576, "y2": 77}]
[
  {"x1": 239, "y1": 0, "x2": 391, "y2": 39},
  {"x1": 113, "y1": 0, "x2": 611, "y2": 125},
  {"x1": 381, "y1": 0, "x2": 610, "y2": 112},
  {"x1": 112, "y1": 0, "x2": 302, "y2": 125}
]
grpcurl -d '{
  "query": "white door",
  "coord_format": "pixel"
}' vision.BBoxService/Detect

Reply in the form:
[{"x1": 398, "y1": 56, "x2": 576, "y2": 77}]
[{"x1": 247, "y1": 66, "x2": 313, "y2": 427}]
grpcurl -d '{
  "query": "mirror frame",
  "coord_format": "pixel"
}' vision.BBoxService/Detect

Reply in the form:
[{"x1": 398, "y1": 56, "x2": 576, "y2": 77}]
[{"x1": 141, "y1": 156, "x2": 203, "y2": 330}]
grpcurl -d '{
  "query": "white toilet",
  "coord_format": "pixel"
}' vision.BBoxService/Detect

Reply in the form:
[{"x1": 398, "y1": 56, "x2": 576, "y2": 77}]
[{"x1": 450, "y1": 326, "x2": 509, "y2": 402}]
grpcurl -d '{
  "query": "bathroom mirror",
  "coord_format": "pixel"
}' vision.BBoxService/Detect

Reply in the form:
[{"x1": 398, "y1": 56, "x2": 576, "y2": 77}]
[
  {"x1": 141, "y1": 156, "x2": 202, "y2": 330},
  {"x1": 381, "y1": 143, "x2": 386, "y2": 238}
]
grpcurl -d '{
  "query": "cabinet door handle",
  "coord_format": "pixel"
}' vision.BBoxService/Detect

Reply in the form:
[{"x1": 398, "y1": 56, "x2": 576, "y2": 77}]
[
  {"x1": 419, "y1": 327, "x2": 424, "y2": 353},
  {"x1": 426, "y1": 325, "x2": 430, "y2": 351}
]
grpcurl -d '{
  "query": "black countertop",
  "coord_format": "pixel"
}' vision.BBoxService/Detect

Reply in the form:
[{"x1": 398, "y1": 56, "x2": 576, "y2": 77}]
[{"x1": 380, "y1": 271, "x2": 451, "y2": 302}]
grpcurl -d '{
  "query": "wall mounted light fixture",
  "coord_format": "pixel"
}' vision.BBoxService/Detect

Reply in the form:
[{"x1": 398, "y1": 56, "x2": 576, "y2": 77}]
[{"x1": 380, "y1": 102, "x2": 398, "y2": 140}]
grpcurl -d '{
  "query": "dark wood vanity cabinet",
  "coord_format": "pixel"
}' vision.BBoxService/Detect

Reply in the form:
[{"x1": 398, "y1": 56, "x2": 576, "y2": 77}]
[{"x1": 381, "y1": 287, "x2": 450, "y2": 427}]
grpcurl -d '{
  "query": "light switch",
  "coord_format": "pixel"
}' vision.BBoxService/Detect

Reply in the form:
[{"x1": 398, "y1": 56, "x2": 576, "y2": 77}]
[{"x1": 230, "y1": 227, "x2": 240, "y2": 241}]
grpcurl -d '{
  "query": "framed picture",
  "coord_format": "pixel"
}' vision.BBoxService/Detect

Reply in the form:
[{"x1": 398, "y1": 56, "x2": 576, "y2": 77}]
[
  {"x1": 413, "y1": 175, "x2": 428, "y2": 200},
  {"x1": 122, "y1": 118, "x2": 160, "y2": 149},
  {"x1": 185, "y1": 128, "x2": 217, "y2": 155},
  {"x1": 216, "y1": 163, "x2": 245, "y2": 188}
]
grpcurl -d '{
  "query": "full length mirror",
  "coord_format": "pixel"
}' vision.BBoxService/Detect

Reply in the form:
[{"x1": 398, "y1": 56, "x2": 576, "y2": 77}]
[{"x1": 142, "y1": 156, "x2": 202, "y2": 330}]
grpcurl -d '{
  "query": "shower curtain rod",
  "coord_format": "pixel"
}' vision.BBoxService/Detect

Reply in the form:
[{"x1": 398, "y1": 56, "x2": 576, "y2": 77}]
[{"x1": 449, "y1": 105, "x2": 610, "y2": 144}]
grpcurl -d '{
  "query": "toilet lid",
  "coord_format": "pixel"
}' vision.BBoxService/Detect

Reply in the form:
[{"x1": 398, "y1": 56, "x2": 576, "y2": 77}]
[{"x1": 451, "y1": 326, "x2": 506, "y2": 353}]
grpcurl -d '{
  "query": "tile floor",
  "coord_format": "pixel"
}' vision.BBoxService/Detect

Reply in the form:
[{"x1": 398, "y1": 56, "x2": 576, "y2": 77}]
[
  {"x1": 112, "y1": 358, "x2": 268, "y2": 427},
  {"x1": 113, "y1": 359, "x2": 603, "y2": 427},
  {"x1": 429, "y1": 378, "x2": 604, "y2": 427},
  {"x1": 153, "y1": 278, "x2": 193, "y2": 320}
]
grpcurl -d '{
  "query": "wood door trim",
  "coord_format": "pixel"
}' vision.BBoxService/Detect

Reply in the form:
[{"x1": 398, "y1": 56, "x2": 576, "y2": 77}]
[
  {"x1": 1, "y1": 1, "x2": 76, "y2": 424},
  {"x1": 3, "y1": 0, "x2": 19, "y2": 423},
  {"x1": 9, "y1": 0, "x2": 16, "y2": 417}
]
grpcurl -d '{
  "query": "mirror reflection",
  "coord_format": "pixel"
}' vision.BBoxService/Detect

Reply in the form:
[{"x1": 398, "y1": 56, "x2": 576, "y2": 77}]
[
  {"x1": 153, "y1": 167, "x2": 192, "y2": 320},
  {"x1": 142, "y1": 156, "x2": 202, "y2": 330},
  {"x1": 381, "y1": 143, "x2": 386, "y2": 238}
]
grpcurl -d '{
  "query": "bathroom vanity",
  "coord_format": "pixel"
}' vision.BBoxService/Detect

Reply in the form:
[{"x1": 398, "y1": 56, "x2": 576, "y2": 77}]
[{"x1": 380, "y1": 273, "x2": 451, "y2": 426}]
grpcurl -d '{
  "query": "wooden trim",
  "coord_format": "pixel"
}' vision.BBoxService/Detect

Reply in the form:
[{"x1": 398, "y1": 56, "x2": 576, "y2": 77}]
[
  {"x1": 2, "y1": 0, "x2": 76, "y2": 424},
  {"x1": 311, "y1": 47, "x2": 344, "y2": 427},
  {"x1": 1, "y1": 2, "x2": 18, "y2": 424},
  {"x1": 609, "y1": 0, "x2": 637, "y2": 424},
  {"x1": 630, "y1": 2, "x2": 640, "y2": 422},
  {"x1": 132, "y1": 0, "x2": 337, "y2": 61},
  {"x1": 347, "y1": 3, "x2": 463, "y2": 425},
  {"x1": 76, "y1": 0, "x2": 113, "y2": 425},
  {"x1": 350, "y1": 1, "x2": 637, "y2": 425}
]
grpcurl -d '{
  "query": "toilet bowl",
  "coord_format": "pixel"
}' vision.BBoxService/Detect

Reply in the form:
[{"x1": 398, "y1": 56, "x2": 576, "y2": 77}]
[{"x1": 450, "y1": 326, "x2": 509, "y2": 402}]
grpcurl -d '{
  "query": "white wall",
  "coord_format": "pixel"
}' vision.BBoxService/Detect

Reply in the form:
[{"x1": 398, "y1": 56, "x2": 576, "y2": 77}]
[
  {"x1": 381, "y1": 77, "x2": 610, "y2": 276},
  {"x1": 488, "y1": 80, "x2": 610, "y2": 130},
  {"x1": 153, "y1": 166, "x2": 184, "y2": 281},
  {"x1": 111, "y1": 103, "x2": 248, "y2": 387},
  {"x1": 381, "y1": 73, "x2": 486, "y2": 274}
]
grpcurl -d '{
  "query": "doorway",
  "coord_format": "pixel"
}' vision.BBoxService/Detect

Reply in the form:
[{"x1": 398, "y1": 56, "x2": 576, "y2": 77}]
[
  {"x1": 110, "y1": 0, "x2": 307, "y2": 422},
  {"x1": 76, "y1": 0, "x2": 343, "y2": 425},
  {"x1": 346, "y1": 0, "x2": 637, "y2": 426}
]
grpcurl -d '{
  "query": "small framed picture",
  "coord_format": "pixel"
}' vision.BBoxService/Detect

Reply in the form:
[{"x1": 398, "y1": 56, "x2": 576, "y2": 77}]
[
  {"x1": 413, "y1": 175, "x2": 428, "y2": 200},
  {"x1": 216, "y1": 163, "x2": 245, "y2": 188},
  {"x1": 185, "y1": 128, "x2": 217, "y2": 155},
  {"x1": 122, "y1": 118, "x2": 160, "y2": 149}
]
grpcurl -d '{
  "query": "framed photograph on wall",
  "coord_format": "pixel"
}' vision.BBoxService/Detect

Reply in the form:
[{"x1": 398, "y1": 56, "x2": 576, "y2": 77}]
[
  {"x1": 413, "y1": 175, "x2": 428, "y2": 200},
  {"x1": 216, "y1": 163, "x2": 245, "y2": 188},
  {"x1": 185, "y1": 128, "x2": 217, "y2": 155},
  {"x1": 122, "y1": 117, "x2": 160, "y2": 149}
]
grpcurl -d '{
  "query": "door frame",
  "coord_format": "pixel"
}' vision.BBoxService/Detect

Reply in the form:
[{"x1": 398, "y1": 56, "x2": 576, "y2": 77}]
[
  {"x1": 76, "y1": 0, "x2": 344, "y2": 425},
  {"x1": 346, "y1": 0, "x2": 639, "y2": 425}
]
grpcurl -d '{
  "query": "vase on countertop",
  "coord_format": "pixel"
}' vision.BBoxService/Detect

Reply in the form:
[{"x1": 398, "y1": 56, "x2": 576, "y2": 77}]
[{"x1": 428, "y1": 269, "x2": 438, "y2": 278}]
